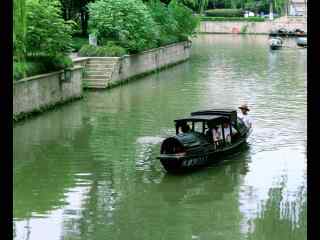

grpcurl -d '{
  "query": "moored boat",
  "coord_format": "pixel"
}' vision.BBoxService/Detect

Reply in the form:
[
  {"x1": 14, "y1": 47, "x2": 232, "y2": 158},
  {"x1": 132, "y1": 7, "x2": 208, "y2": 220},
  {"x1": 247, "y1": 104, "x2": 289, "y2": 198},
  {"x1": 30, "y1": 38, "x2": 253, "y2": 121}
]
[
  {"x1": 157, "y1": 109, "x2": 252, "y2": 173},
  {"x1": 269, "y1": 37, "x2": 283, "y2": 50},
  {"x1": 294, "y1": 29, "x2": 307, "y2": 37},
  {"x1": 296, "y1": 37, "x2": 307, "y2": 47}
]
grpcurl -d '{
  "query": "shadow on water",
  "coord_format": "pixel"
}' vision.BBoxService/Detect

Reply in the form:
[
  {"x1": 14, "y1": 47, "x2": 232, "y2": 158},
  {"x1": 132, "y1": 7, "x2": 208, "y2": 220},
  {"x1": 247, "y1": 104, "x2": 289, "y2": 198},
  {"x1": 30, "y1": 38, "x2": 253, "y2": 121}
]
[{"x1": 157, "y1": 143, "x2": 251, "y2": 204}]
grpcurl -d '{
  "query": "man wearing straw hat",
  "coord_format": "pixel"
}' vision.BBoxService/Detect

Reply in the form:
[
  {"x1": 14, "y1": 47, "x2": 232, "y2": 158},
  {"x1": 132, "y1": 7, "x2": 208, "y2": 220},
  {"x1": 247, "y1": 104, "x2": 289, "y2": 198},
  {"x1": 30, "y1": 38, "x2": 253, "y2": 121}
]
[{"x1": 238, "y1": 104, "x2": 252, "y2": 129}]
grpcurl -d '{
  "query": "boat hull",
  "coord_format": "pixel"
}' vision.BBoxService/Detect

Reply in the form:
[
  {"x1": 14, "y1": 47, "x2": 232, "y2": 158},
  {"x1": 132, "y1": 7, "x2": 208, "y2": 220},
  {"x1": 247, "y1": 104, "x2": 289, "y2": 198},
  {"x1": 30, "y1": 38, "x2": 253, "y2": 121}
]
[
  {"x1": 296, "y1": 37, "x2": 307, "y2": 47},
  {"x1": 158, "y1": 138, "x2": 248, "y2": 173},
  {"x1": 270, "y1": 45, "x2": 282, "y2": 50}
]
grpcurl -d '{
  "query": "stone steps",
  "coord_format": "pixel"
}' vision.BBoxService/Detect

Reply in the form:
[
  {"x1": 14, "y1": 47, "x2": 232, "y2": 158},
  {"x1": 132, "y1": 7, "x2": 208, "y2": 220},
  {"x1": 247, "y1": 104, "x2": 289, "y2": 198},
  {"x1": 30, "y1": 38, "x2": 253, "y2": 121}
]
[
  {"x1": 85, "y1": 70, "x2": 113, "y2": 75},
  {"x1": 85, "y1": 64, "x2": 115, "y2": 69},
  {"x1": 88, "y1": 60, "x2": 118, "y2": 64},
  {"x1": 85, "y1": 75, "x2": 111, "y2": 80},
  {"x1": 83, "y1": 79, "x2": 109, "y2": 88},
  {"x1": 84, "y1": 80, "x2": 108, "y2": 84},
  {"x1": 83, "y1": 58, "x2": 119, "y2": 89},
  {"x1": 84, "y1": 84, "x2": 108, "y2": 89}
]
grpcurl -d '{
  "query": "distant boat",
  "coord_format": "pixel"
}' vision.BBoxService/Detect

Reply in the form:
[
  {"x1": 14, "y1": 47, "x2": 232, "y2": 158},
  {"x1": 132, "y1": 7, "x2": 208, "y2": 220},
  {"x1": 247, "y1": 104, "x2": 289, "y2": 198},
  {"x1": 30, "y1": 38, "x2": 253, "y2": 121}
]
[
  {"x1": 269, "y1": 28, "x2": 306, "y2": 38},
  {"x1": 269, "y1": 37, "x2": 283, "y2": 50},
  {"x1": 294, "y1": 29, "x2": 306, "y2": 37},
  {"x1": 157, "y1": 109, "x2": 252, "y2": 173},
  {"x1": 296, "y1": 37, "x2": 307, "y2": 47},
  {"x1": 269, "y1": 28, "x2": 289, "y2": 37}
]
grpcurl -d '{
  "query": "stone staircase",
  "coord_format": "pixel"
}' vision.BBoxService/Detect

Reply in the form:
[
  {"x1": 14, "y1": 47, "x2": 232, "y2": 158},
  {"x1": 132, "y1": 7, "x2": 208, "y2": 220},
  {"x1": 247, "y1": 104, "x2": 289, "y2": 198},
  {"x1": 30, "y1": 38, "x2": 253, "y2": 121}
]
[{"x1": 83, "y1": 58, "x2": 119, "y2": 89}]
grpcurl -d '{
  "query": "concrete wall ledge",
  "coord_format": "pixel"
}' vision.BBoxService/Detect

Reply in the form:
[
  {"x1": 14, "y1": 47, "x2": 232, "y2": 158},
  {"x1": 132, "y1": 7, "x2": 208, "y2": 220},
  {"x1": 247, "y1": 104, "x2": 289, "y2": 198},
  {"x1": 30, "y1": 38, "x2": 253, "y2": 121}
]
[
  {"x1": 13, "y1": 66, "x2": 84, "y2": 122},
  {"x1": 14, "y1": 66, "x2": 83, "y2": 84},
  {"x1": 199, "y1": 19, "x2": 307, "y2": 34}
]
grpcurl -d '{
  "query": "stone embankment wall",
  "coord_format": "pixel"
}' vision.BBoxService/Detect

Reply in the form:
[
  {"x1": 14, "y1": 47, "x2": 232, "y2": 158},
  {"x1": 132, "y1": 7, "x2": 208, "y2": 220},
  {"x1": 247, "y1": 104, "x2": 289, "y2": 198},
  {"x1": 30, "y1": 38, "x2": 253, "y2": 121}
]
[
  {"x1": 199, "y1": 16, "x2": 307, "y2": 34},
  {"x1": 77, "y1": 41, "x2": 191, "y2": 89},
  {"x1": 13, "y1": 41, "x2": 191, "y2": 120},
  {"x1": 13, "y1": 66, "x2": 83, "y2": 121}
]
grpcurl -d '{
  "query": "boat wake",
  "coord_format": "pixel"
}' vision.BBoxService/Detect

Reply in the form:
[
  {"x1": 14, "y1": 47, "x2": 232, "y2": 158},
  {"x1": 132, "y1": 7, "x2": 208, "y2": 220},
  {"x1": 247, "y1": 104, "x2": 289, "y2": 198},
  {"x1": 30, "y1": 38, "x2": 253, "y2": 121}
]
[{"x1": 136, "y1": 136, "x2": 164, "y2": 145}]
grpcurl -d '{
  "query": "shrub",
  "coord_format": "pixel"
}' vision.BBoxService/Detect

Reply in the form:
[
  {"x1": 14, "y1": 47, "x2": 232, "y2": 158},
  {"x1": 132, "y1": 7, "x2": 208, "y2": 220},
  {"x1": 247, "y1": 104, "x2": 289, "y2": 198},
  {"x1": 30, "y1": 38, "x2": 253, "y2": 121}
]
[
  {"x1": 13, "y1": 62, "x2": 28, "y2": 81},
  {"x1": 205, "y1": 9, "x2": 244, "y2": 17},
  {"x1": 88, "y1": 0, "x2": 159, "y2": 53},
  {"x1": 78, "y1": 45, "x2": 98, "y2": 57},
  {"x1": 47, "y1": 55, "x2": 74, "y2": 70},
  {"x1": 168, "y1": 0, "x2": 200, "y2": 41},
  {"x1": 71, "y1": 36, "x2": 89, "y2": 52},
  {"x1": 13, "y1": 55, "x2": 73, "y2": 81},
  {"x1": 78, "y1": 44, "x2": 127, "y2": 57},
  {"x1": 147, "y1": 0, "x2": 180, "y2": 46},
  {"x1": 201, "y1": 16, "x2": 265, "y2": 22},
  {"x1": 26, "y1": 0, "x2": 74, "y2": 56}
]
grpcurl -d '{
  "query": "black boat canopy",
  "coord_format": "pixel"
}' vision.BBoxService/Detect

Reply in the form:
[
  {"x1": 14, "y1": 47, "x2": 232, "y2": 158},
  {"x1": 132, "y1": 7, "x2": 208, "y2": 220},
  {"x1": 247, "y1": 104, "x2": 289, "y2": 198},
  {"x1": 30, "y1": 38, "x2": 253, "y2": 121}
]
[
  {"x1": 174, "y1": 114, "x2": 229, "y2": 126},
  {"x1": 191, "y1": 109, "x2": 237, "y2": 122}
]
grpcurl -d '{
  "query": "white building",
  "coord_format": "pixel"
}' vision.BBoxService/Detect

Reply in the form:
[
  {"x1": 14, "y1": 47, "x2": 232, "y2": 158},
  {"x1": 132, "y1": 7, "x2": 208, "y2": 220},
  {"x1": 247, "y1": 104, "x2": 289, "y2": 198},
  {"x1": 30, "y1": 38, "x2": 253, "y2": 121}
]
[{"x1": 288, "y1": 0, "x2": 307, "y2": 17}]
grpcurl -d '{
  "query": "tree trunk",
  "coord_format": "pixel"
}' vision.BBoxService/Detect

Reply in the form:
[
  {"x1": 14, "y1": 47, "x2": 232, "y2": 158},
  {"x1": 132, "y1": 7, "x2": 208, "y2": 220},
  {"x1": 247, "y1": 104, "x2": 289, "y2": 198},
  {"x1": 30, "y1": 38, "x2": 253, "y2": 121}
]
[
  {"x1": 269, "y1": 0, "x2": 274, "y2": 20},
  {"x1": 80, "y1": 9, "x2": 88, "y2": 36}
]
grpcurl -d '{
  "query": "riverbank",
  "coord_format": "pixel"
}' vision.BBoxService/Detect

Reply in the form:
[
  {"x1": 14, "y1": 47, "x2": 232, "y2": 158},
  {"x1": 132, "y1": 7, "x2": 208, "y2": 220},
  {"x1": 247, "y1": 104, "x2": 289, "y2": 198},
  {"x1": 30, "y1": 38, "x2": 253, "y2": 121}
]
[
  {"x1": 13, "y1": 41, "x2": 191, "y2": 121},
  {"x1": 199, "y1": 16, "x2": 307, "y2": 34}
]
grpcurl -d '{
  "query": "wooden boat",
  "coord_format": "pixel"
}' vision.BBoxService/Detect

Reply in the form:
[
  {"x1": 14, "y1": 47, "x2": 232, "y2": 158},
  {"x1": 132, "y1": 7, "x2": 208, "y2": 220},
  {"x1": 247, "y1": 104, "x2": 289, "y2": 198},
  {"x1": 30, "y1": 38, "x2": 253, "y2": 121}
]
[
  {"x1": 157, "y1": 109, "x2": 252, "y2": 173},
  {"x1": 269, "y1": 28, "x2": 289, "y2": 37},
  {"x1": 296, "y1": 37, "x2": 307, "y2": 47},
  {"x1": 294, "y1": 29, "x2": 307, "y2": 37},
  {"x1": 269, "y1": 37, "x2": 283, "y2": 50}
]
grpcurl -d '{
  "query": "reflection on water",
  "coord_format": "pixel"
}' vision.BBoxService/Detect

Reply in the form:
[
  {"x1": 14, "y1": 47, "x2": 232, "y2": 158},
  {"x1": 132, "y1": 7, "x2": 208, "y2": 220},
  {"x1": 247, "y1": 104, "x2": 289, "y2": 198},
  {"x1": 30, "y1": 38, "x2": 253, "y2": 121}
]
[{"x1": 13, "y1": 34, "x2": 306, "y2": 240}]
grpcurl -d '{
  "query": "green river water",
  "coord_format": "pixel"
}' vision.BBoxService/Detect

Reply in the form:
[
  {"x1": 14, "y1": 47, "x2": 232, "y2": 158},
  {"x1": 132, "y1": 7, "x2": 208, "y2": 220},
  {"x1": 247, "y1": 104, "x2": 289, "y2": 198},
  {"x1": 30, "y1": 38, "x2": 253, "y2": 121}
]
[{"x1": 13, "y1": 34, "x2": 307, "y2": 240}]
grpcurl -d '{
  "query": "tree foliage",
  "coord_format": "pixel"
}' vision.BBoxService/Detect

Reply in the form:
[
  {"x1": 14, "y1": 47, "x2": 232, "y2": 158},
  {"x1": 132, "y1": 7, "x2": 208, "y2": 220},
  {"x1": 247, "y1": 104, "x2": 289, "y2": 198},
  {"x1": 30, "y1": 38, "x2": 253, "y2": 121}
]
[
  {"x1": 87, "y1": 0, "x2": 199, "y2": 53},
  {"x1": 147, "y1": 0, "x2": 180, "y2": 45},
  {"x1": 179, "y1": 0, "x2": 209, "y2": 13},
  {"x1": 25, "y1": 0, "x2": 74, "y2": 56},
  {"x1": 148, "y1": 0, "x2": 200, "y2": 44},
  {"x1": 13, "y1": 0, "x2": 27, "y2": 61},
  {"x1": 88, "y1": 0, "x2": 160, "y2": 53},
  {"x1": 168, "y1": 0, "x2": 200, "y2": 40},
  {"x1": 58, "y1": 0, "x2": 94, "y2": 35}
]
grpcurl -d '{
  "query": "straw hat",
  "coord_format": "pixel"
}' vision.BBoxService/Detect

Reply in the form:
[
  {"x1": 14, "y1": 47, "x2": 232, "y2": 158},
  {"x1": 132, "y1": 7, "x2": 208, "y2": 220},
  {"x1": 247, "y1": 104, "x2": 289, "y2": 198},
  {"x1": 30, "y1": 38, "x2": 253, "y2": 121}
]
[{"x1": 239, "y1": 104, "x2": 250, "y2": 111}]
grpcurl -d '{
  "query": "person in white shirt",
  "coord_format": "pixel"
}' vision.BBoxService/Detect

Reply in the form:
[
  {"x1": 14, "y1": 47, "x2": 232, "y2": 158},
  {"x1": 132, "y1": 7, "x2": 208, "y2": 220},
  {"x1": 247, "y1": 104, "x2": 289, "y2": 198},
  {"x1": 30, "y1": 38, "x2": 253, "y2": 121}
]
[
  {"x1": 211, "y1": 126, "x2": 222, "y2": 148},
  {"x1": 212, "y1": 126, "x2": 221, "y2": 142},
  {"x1": 223, "y1": 122, "x2": 232, "y2": 144},
  {"x1": 238, "y1": 104, "x2": 252, "y2": 129}
]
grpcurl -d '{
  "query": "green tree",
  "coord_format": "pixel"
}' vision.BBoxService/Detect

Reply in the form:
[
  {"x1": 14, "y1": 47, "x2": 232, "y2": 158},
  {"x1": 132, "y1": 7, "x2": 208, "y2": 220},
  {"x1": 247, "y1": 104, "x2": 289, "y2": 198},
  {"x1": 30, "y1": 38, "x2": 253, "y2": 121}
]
[
  {"x1": 59, "y1": 0, "x2": 94, "y2": 35},
  {"x1": 147, "y1": 0, "x2": 180, "y2": 45},
  {"x1": 13, "y1": 0, "x2": 27, "y2": 61},
  {"x1": 88, "y1": 0, "x2": 160, "y2": 53},
  {"x1": 169, "y1": 0, "x2": 200, "y2": 39},
  {"x1": 178, "y1": 0, "x2": 210, "y2": 13},
  {"x1": 25, "y1": 0, "x2": 74, "y2": 56}
]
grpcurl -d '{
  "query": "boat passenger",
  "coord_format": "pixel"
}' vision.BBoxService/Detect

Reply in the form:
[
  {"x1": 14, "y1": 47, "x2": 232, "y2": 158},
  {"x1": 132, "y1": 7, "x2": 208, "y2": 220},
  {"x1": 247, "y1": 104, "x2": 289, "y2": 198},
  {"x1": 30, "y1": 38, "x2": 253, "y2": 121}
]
[
  {"x1": 223, "y1": 122, "x2": 232, "y2": 144},
  {"x1": 180, "y1": 123, "x2": 191, "y2": 134},
  {"x1": 238, "y1": 104, "x2": 252, "y2": 129},
  {"x1": 205, "y1": 125, "x2": 213, "y2": 142},
  {"x1": 212, "y1": 126, "x2": 222, "y2": 148}
]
